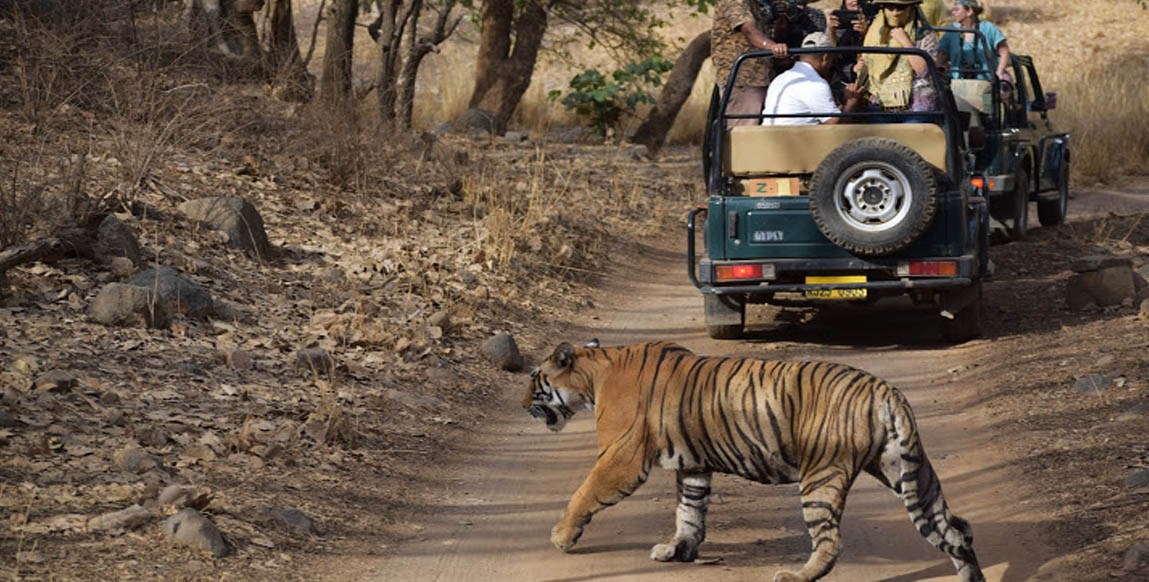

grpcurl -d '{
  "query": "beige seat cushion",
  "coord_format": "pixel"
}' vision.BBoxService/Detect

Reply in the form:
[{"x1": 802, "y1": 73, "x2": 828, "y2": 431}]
[
  {"x1": 724, "y1": 123, "x2": 948, "y2": 175},
  {"x1": 951, "y1": 79, "x2": 993, "y2": 114}
]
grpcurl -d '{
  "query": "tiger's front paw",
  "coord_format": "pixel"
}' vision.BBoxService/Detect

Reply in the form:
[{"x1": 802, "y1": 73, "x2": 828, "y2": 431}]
[
  {"x1": 650, "y1": 539, "x2": 699, "y2": 562},
  {"x1": 550, "y1": 523, "x2": 583, "y2": 552}
]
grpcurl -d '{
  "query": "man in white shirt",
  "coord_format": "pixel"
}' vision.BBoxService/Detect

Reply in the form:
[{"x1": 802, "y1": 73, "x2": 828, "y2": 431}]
[{"x1": 761, "y1": 31, "x2": 862, "y2": 125}]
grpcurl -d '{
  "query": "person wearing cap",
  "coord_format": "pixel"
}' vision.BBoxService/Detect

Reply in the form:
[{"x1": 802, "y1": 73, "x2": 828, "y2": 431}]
[
  {"x1": 939, "y1": 0, "x2": 1012, "y2": 81},
  {"x1": 857, "y1": 0, "x2": 941, "y2": 114},
  {"x1": 712, "y1": 0, "x2": 781, "y2": 127},
  {"x1": 760, "y1": 32, "x2": 863, "y2": 126}
]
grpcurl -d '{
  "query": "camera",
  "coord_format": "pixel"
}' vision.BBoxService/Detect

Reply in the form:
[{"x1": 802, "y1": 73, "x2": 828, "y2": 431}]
[{"x1": 832, "y1": 9, "x2": 860, "y2": 25}]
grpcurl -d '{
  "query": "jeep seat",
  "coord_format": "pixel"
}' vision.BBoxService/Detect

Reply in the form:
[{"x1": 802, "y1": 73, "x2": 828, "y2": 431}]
[
  {"x1": 723, "y1": 123, "x2": 948, "y2": 176},
  {"x1": 950, "y1": 79, "x2": 993, "y2": 115}
]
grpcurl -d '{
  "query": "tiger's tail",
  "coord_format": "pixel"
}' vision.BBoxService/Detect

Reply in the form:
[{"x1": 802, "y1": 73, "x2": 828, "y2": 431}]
[{"x1": 883, "y1": 392, "x2": 986, "y2": 582}]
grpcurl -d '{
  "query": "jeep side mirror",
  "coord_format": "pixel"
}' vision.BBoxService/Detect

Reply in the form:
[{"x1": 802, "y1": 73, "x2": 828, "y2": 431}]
[{"x1": 1044, "y1": 92, "x2": 1058, "y2": 110}]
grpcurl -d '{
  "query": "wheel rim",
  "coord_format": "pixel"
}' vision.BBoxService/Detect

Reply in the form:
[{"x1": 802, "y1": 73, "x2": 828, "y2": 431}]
[{"x1": 833, "y1": 162, "x2": 914, "y2": 233}]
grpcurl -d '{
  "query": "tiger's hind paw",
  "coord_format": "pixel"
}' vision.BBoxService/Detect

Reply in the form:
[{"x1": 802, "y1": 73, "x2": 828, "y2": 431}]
[
  {"x1": 772, "y1": 570, "x2": 806, "y2": 582},
  {"x1": 550, "y1": 523, "x2": 583, "y2": 552},
  {"x1": 650, "y1": 539, "x2": 699, "y2": 562}
]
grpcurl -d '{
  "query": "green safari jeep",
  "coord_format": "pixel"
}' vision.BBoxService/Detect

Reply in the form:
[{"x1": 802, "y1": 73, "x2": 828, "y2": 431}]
[
  {"x1": 938, "y1": 26, "x2": 1071, "y2": 240},
  {"x1": 688, "y1": 45, "x2": 991, "y2": 342}
]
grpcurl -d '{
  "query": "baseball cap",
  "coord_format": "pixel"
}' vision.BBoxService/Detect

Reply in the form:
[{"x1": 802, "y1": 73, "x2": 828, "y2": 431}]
[{"x1": 801, "y1": 32, "x2": 832, "y2": 48}]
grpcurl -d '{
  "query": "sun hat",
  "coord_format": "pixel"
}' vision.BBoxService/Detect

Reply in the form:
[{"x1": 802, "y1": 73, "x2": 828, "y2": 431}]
[
  {"x1": 874, "y1": 0, "x2": 923, "y2": 5},
  {"x1": 954, "y1": 0, "x2": 983, "y2": 13},
  {"x1": 801, "y1": 31, "x2": 833, "y2": 48}
]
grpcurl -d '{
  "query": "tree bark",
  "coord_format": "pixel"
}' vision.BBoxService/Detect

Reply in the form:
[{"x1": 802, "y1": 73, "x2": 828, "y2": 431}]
[
  {"x1": 318, "y1": 0, "x2": 357, "y2": 107},
  {"x1": 466, "y1": 0, "x2": 547, "y2": 131},
  {"x1": 268, "y1": 0, "x2": 313, "y2": 101},
  {"x1": 631, "y1": 29, "x2": 711, "y2": 154},
  {"x1": 375, "y1": 0, "x2": 402, "y2": 121}
]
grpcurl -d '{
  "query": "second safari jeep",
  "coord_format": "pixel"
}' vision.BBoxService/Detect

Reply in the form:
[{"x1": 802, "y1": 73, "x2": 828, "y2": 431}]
[{"x1": 688, "y1": 45, "x2": 990, "y2": 342}]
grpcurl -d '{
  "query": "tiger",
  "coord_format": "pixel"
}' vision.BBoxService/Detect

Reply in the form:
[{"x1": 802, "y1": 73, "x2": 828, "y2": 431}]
[{"x1": 523, "y1": 340, "x2": 985, "y2": 582}]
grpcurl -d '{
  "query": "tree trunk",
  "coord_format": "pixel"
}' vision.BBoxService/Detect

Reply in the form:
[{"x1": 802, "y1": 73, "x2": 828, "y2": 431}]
[
  {"x1": 466, "y1": 0, "x2": 547, "y2": 131},
  {"x1": 319, "y1": 0, "x2": 357, "y2": 107},
  {"x1": 631, "y1": 30, "x2": 711, "y2": 154},
  {"x1": 375, "y1": 0, "x2": 402, "y2": 121},
  {"x1": 186, "y1": 0, "x2": 264, "y2": 63},
  {"x1": 268, "y1": 0, "x2": 313, "y2": 101}
]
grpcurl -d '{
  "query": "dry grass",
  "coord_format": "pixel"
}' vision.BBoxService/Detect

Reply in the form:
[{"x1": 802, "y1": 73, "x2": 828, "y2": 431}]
[{"x1": 303, "y1": 0, "x2": 1148, "y2": 179}]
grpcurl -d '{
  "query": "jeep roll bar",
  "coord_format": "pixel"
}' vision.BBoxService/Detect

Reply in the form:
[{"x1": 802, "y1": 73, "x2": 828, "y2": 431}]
[{"x1": 710, "y1": 46, "x2": 964, "y2": 195}]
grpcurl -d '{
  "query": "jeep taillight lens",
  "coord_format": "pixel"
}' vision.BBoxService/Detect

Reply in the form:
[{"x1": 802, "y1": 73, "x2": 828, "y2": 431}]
[
  {"x1": 897, "y1": 261, "x2": 958, "y2": 277},
  {"x1": 715, "y1": 264, "x2": 763, "y2": 281}
]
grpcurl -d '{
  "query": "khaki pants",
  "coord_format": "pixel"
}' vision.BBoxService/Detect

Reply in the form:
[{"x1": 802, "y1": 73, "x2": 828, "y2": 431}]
[{"x1": 724, "y1": 85, "x2": 767, "y2": 128}]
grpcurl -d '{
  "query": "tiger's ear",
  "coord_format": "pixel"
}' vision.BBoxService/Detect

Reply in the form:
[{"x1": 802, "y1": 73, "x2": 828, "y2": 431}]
[
  {"x1": 551, "y1": 342, "x2": 575, "y2": 370},
  {"x1": 584, "y1": 338, "x2": 600, "y2": 349}
]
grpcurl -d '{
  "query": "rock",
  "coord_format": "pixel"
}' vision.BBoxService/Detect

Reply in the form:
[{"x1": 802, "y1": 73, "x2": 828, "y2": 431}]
[
  {"x1": 1116, "y1": 403, "x2": 1149, "y2": 422},
  {"x1": 1073, "y1": 374, "x2": 1112, "y2": 395},
  {"x1": 95, "y1": 215, "x2": 142, "y2": 265},
  {"x1": 162, "y1": 508, "x2": 230, "y2": 557},
  {"x1": 88, "y1": 283, "x2": 171, "y2": 328},
  {"x1": 480, "y1": 333, "x2": 524, "y2": 372},
  {"x1": 547, "y1": 126, "x2": 589, "y2": 144},
  {"x1": 34, "y1": 369, "x2": 78, "y2": 392},
  {"x1": 451, "y1": 108, "x2": 505, "y2": 136},
  {"x1": 1141, "y1": 298, "x2": 1149, "y2": 318},
  {"x1": 1066, "y1": 266, "x2": 1137, "y2": 309},
  {"x1": 428, "y1": 309, "x2": 451, "y2": 331},
  {"x1": 87, "y1": 504, "x2": 152, "y2": 532},
  {"x1": 295, "y1": 348, "x2": 334, "y2": 376},
  {"x1": 125, "y1": 267, "x2": 213, "y2": 319},
  {"x1": 259, "y1": 507, "x2": 319, "y2": 536},
  {"x1": 158, "y1": 485, "x2": 212, "y2": 509},
  {"x1": 113, "y1": 446, "x2": 161, "y2": 474},
  {"x1": 0, "y1": 409, "x2": 19, "y2": 427},
  {"x1": 1123, "y1": 542, "x2": 1149, "y2": 573},
  {"x1": 222, "y1": 349, "x2": 254, "y2": 371},
  {"x1": 178, "y1": 197, "x2": 272, "y2": 260},
  {"x1": 1126, "y1": 468, "x2": 1149, "y2": 488},
  {"x1": 1070, "y1": 255, "x2": 1133, "y2": 272},
  {"x1": 503, "y1": 130, "x2": 529, "y2": 143},
  {"x1": 109, "y1": 256, "x2": 136, "y2": 278}
]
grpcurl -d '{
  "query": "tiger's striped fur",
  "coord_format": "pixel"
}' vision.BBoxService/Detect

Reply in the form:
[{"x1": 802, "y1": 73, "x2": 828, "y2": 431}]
[{"x1": 523, "y1": 341, "x2": 985, "y2": 582}]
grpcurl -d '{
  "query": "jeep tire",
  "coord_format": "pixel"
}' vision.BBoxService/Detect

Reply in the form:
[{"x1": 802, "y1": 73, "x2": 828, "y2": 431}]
[
  {"x1": 943, "y1": 281, "x2": 984, "y2": 343},
  {"x1": 1007, "y1": 167, "x2": 1030, "y2": 240},
  {"x1": 809, "y1": 137, "x2": 939, "y2": 257},
  {"x1": 704, "y1": 294, "x2": 745, "y2": 339},
  {"x1": 1037, "y1": 160, "x2": 1068, "y2": 226}
]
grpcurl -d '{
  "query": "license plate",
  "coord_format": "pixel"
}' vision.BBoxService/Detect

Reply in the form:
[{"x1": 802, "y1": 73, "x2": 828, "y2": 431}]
[
  {"x1": 745, "y1": 177, "x2": 800, "y2": 197},
  {"x1": 804, "y1": 276, "x2": 867, "y2": 299}
]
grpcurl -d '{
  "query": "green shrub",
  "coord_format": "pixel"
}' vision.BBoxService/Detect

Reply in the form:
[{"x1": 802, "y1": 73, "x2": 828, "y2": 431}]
[{"x1": 548, "y1": 56, "x2": 673, "y2": 137}]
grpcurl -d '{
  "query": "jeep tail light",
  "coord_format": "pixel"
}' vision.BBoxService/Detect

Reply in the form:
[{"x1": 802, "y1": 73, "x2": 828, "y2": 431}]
[
  {"x1": 716, "y1": 264, "x2": 764, "y2": 281},
  {"x1": 897, "y1": 261, "x2": 958, "y2": 277},
  {"x1": 970, "y1": 177, "x2": 985, "y2": 189}
]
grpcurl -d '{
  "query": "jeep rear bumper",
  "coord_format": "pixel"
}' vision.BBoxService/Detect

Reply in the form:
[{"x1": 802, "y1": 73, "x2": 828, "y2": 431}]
[{"x1": 686, "y1": 207, "x2": 976, "y2": 296}]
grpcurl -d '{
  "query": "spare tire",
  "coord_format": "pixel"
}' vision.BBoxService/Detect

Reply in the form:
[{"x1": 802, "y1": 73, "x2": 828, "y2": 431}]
[{"x1": 809, "y1": 137, "x2": 939, "y2": 256}]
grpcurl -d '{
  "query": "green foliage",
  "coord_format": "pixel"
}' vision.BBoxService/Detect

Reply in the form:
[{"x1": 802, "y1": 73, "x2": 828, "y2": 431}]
[{"x1": 548, "y1": 55, "x2": 674, "y2": 137}]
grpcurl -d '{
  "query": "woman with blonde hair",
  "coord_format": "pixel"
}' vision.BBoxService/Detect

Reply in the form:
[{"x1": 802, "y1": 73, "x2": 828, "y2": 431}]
[
  {"x1": 940, "y1": 0, "x2": 1012, "y2": 81},
  {"x1": 858, "y1": 0, "x2": 941, "y2": 114}
]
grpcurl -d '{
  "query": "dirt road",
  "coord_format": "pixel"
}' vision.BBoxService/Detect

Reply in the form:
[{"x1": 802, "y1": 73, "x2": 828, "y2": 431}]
[{"x1": 332, "y1": 243, "x2": 1081, "y2": 581}]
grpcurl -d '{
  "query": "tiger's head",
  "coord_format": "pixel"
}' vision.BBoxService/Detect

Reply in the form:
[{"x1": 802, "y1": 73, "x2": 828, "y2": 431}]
[{"x1": 523, "y1": 340, "x2": 599, "y2": 432}]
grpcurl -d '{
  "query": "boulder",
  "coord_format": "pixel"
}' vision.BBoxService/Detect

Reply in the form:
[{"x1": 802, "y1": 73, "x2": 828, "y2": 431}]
[
  {"x1": 162, "y1": 508, "x2": 230, "y2": 557},
  {"x1": 1073, "y1": 374, "x2": 1112, "y2": 395},
  {"x1": 480, "y1": 333, "x2": 524, "y2": 372},
  {"x1": 178, "y1": 197, "x2": 271, "y2": 260},
  {"x1": 451, "y1": 108, "x2": 505, "y2": 136},
  {"x1": 1066, "y1": 262, "x2": 1137, "y2": 310},
  {"x1": 87, "y1": 505, "x2": 152, "y2": 532},
  {"x1": 88, "y1": 283, "x2": 171, "y2": 328},
  {"x1": 259, "y1": 507, "x2": 319, "y2": 536},
  {"x1": 125, "y1": 267, "x2": 213, "y2": 319},
  {"x1": 295, "y1": 348, "x2": 335, "y2": 376},
  {"x1": 95, "y1": 215, "x2": 142, "y2": 265}
]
